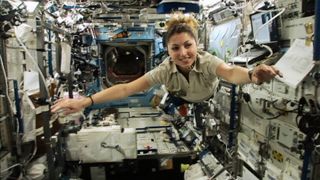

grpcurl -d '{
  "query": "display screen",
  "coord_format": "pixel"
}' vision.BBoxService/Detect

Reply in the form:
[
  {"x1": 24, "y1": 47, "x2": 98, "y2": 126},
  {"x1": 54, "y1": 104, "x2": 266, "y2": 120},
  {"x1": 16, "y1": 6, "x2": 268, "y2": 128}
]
[{"x1": 250, "y1": 11, "x2": 279, "y2": 44}]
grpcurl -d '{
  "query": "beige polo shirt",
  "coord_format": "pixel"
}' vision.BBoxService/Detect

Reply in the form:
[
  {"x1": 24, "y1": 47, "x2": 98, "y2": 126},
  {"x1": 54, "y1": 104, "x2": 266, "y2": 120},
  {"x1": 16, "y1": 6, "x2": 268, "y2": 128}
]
[{"x1": 145, "y1": 50, "x2": 225, "y2": 103}]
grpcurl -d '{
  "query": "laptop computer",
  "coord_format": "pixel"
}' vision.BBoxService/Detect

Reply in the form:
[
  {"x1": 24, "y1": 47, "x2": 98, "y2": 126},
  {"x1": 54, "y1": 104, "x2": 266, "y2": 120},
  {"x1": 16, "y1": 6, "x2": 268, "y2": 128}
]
[
  {"x1": 229, "y1": 9, "x2": 279, "y2": 66},
  {"x1": 229, "y1": 48, "x2": 269, "y2": 65}
]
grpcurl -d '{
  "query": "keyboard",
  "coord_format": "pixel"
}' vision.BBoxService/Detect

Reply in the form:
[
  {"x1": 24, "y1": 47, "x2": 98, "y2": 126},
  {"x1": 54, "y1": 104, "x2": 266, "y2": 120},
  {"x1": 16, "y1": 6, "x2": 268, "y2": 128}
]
[{"x1": 229, "y1": 48, "x2": 268, "y2": 65}]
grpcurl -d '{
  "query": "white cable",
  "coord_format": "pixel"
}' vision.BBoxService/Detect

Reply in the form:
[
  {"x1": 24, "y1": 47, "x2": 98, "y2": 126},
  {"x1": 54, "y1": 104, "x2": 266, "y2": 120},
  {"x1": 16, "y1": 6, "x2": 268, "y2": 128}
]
[
  {"x1": 230, "y1": 9, "x2": 284, "y2": 67},
  {"x1": 0, "y1": 54, "x2": 20, "y2": 141},
  {"x1": 23, "y1": 139, "x2": 37, "y2": 166},
  {"x1": 250, "y1": 8, "x2": 285, "y2": 43},
  {"x1": 314, "y1": 133, "x2": 319, "y2": 140},
  {"x1": 315, "y1": 144, "x2": 320, "y2": 155},
  {"x1": 259, "y1": 44, "x2": 273, "y2": 57},
  {"x1": 0, "y1": 53, "x2": 15, "y2": 113},
  {"x1": 0, "y1": 115, "x2": 9, "y2": 123},
  {"x1": 13, "y1": 26, "x2": 50, "y2": 98},
  {"x1": 0, "y1": 53, "x2": 21, "y2": 148},
  {"x1": 224, "y1": 143, "x2": 233, "y2": 158},
  {"x1": 0, "y1": 163, "x2": 23, "y2": 174},
  {"x1": 80, "y1": 111, "x2": 86, "y2": 120},
  {"x1": 89, "y1": 26, "x2": 96, "y2": 40}
]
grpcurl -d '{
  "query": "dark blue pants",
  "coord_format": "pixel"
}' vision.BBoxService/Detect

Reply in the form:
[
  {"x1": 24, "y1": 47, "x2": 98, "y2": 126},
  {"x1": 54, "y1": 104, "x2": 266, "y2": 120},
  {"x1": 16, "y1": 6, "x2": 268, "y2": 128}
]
[{"x1": 163, "y1": 94, "x2": 204, "y2": 129}]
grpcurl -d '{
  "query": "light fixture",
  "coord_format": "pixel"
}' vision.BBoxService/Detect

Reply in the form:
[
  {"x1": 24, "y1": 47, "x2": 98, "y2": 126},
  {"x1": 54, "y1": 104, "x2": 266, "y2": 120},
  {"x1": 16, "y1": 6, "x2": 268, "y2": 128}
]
[{"x1": 23, "y1": 1, "x2": 40, "y2": 13}]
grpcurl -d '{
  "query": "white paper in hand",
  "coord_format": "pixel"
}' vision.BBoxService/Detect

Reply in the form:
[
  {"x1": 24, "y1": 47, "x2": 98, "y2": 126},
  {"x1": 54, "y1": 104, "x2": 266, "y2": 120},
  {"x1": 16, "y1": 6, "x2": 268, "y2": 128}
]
[{"x1": 274, "y1": 39, "x2": 314, "y2": 88}]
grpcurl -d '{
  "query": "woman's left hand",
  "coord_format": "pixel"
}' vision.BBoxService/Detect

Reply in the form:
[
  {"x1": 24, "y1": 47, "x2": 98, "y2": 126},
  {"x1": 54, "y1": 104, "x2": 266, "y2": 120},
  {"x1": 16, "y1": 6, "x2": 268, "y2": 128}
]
[{"x1": 251, "y1": 64, "x2": 283, "y2": 85}]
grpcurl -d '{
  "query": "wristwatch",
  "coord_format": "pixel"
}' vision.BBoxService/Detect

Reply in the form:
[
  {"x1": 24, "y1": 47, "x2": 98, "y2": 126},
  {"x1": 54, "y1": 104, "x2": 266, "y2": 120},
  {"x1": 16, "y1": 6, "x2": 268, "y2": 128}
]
[{"x1": 248, "y1": 69, "x2": 254, "y2": 81}]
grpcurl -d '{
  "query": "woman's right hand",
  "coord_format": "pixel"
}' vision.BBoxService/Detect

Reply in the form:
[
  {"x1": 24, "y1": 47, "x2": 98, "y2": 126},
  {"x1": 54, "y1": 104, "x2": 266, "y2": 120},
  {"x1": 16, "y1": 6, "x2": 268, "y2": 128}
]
[{"x1": 51, "y1": 97, "x2": 89, "y2": 115}]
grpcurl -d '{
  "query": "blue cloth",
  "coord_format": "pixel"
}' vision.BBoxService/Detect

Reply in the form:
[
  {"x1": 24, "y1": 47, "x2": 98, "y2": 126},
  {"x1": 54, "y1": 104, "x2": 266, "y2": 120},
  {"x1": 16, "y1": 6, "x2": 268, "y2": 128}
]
[{"x1": 163, "y1": 94, "x2": 189, "y2": 115}]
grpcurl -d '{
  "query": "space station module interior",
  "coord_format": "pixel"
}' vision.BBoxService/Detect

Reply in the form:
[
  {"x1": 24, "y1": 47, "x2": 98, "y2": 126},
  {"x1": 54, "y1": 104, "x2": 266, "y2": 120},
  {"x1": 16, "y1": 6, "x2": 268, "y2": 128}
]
[{"x1": 0, "y1": 0, "x2": 320, "y2": 180}]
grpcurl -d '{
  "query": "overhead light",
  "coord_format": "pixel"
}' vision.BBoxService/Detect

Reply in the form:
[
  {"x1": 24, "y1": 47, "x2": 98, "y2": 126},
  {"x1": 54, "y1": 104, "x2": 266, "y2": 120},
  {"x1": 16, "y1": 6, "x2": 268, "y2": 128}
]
[{"x1": 23, "y1": 1, "x2": 40, "y2": 13}]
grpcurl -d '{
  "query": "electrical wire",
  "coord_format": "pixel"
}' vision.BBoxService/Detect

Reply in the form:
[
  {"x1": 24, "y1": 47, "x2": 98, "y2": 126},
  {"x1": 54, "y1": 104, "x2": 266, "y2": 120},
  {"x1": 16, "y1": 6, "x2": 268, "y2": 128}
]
[
  {"x1": 245, "y1": 81, "x2": 299, "y2": 114},
  {"x1": 271, "y1": 100, "x2": 298, "y2": 113},
  {"x1": 259, "y1": 44, "x2": 273, "y2": 58},
  {"x1": 0, "y1": 52, "x2": 26, "y2": 177},
  {"x1": 0, "y1": 163, "x2": 23, "y2": 174},
  {"x1": 315, "y1": 144, "x2": 320, "y2": 155},
  {"x1": 247, "y1": 103, "x2": 264, "y2": 119},
  {"x1": 315, "y1": 148, "x2": 320, "y2": 155},
  {"x1": 247, "y1": 102, "x2": 283, "y2": 120},
  {"x1": 0, "y1": 115, "x2": 9, "y2": 122},
  {"x1": 0, "y1": 51, "x2": 20, "y2": 135},
  {"x1": 0, "y1": 52, "x2": 15, "y2": 113},
  {"x1": 1, "y1": 41, "x2": 50, "y2": 172},
  {"x1": 13, "y1": 26, "x2": 50, "y2": 99},
  {"x1": 229, "y1": 42, "x2": 273, "y2": 68},
  {"x1": 250, "y1": 8, "x2": 286, "y2": 43},
  {"x1": 224, "y1": 143, "x2": 234, "y2": 159},
  {"x1": 23, "y1": 139, "x2": 37, "y2": 167},
  {"x1": 313, "y1": 132, "x2": 320, "y2": 154},
  {"x1": 244, "y1": 44, "x2": 274, "y2": 66},
  {"x1": 295, "y1": 113, "x2": 301, "y2": 128}
]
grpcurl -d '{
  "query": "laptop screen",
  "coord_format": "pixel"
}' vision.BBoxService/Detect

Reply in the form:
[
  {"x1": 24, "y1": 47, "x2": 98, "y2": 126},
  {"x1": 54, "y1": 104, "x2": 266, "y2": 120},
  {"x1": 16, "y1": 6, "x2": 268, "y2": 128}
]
[{"x1": 250, "y1": 11, "x2": 279, "y2": 45}]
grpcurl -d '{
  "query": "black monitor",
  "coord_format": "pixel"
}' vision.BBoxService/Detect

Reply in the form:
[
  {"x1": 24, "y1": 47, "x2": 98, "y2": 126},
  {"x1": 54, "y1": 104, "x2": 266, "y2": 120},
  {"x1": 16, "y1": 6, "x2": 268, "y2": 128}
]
[{"x1": 250, "y1": 11, "x2": 279, "y2": 45}]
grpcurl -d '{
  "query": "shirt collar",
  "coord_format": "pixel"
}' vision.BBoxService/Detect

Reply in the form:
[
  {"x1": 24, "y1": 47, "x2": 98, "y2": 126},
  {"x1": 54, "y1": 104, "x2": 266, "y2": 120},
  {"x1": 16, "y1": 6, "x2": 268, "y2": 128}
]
[
  {"x1": 168, "y1": 53, "x2": 202, "y2": 74},
  {"x1": 193, "y1": 55, "x2": 202, "y2": 73}
]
